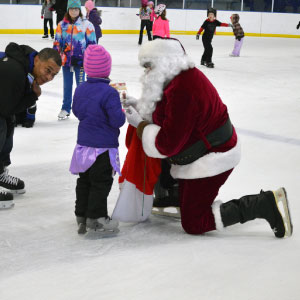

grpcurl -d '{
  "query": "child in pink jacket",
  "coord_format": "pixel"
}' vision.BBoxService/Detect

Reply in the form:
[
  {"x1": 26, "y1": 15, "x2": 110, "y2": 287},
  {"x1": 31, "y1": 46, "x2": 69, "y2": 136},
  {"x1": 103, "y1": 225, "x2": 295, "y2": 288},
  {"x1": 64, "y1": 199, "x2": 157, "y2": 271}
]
[{"x1": 152, "y1": 4, "x2": 170, "y2": 39}]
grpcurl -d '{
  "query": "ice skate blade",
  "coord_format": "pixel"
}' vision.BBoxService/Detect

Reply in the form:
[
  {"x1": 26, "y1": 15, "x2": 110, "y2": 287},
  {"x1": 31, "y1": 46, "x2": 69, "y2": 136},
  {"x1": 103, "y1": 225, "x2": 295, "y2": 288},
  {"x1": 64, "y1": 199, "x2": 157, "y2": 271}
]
[
  {"x1": 152, "y1": 207, "x2": 181, "y2": 219},
  {"x1": 10, "y1": 189, "x2": 25, "y2": 195},
  {"x1": 0, "y1": 200, "x2": 14, "y2": 209},
  {"x1": 86, "y1": 227, "x2": 120, "y2": 238},
  {"x1": 273, "y1": 187, "x2": 293, "y2": 237}
]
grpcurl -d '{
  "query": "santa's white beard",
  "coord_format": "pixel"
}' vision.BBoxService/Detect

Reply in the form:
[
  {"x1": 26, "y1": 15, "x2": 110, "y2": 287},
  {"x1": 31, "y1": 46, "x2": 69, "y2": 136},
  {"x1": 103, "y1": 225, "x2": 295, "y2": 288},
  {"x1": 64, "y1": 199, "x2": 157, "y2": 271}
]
[{"x1": 136, "y1": 55, "x2": 195, "y2": 122}]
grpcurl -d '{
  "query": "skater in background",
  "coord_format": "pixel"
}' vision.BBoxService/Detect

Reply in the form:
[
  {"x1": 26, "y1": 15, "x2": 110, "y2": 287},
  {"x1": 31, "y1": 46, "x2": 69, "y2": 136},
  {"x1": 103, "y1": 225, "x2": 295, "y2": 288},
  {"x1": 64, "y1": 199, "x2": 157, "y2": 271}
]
[
  {"x1": 52, "y1": 0, "x2": 68, "y2": 25},
  {"x1": 297, "y1": 21, "x2": 300, "y2": 29},
  {"x1": 53, "y1": 0, "x2": 96, "y2": 120},
  {"x1": 138, "y1": 0, "x2": 152, "y2": 45},
  {"x1": 70, "y1": 44, "x2": 125, "y2": 235},
  {"x1": 147, "y1": 1, "x2": 156, "y2": 37},
  {"x1": 41, "y1": 0, "x2": 56, "y2": 39},
  {"x1": 196, "y1": 8, "x2": 232, "y2": 68},
  {"x1": 229, "y1": 14, "x2": 244, "y2": 57},
  {"x1": 122, "y1": 38, "x2": 292, "y2": 239},
  {"x1": 85, "y1": 0, "x2": 102, "y2": 43},
  {"x1": 0, "y1": 43, "x2": 61, "y2": 209},
  {"x1": 152, "y1": 4, "x2": 170, "y2": 40}
]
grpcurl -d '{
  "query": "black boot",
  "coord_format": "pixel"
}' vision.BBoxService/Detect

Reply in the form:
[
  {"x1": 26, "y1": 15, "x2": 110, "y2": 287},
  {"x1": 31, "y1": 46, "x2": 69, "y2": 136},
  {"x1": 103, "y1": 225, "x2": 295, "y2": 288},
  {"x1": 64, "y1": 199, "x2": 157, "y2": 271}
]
[
  {"x1": 153, "y1": 182, "x2": 180, "y2": 218},
  {"x1": 218, "y1": 188, "x2": 292, "y2": 238},
  {"x1": 206, "y1": 62, "x2": 214, "y2": 68}
]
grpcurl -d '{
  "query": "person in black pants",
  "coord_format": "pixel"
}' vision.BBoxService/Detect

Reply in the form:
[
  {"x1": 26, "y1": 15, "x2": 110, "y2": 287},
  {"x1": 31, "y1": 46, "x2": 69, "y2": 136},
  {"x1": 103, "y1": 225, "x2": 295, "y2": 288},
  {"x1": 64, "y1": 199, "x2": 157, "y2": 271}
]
[
  {"x1": 75, "y1": 152, "x2": 113, "y2": 223},
  {"x1": 52, "y1": 0, "x2": 68, "y2": 25},
  {"x1": 0, "y1": 44, "x2": 61, "y2": 208},
  {"x1": 41, "y1": 0, "x2": 55, "y2": 39},
  {"x1": 138, "y1": 1, "x2": 152, "y2": 45},
  {"x1": 196, "y1": 8, "x2": 232, "y2": 68}
]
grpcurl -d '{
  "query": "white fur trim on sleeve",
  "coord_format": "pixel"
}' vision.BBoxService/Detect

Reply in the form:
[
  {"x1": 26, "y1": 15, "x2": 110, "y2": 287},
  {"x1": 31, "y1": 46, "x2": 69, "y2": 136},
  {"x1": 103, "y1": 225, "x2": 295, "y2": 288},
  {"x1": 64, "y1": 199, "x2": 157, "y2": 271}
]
[
  {"x1": 212, "y1": 200, "x2": 224, "y2": 231},
  {"x1": 142, "y1": 124, "x2": 168, "y2": 159},
  {"x1": 170, "y1": 138, "x2": 241, "y2": 179}
]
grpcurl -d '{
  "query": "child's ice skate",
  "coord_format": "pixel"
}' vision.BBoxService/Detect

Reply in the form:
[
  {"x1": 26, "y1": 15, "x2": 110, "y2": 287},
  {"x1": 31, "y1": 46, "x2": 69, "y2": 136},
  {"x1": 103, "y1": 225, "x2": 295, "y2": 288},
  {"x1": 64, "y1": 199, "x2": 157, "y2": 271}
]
[
  {"x1": 76, "y1": 216, "x2": 87, "y2": 234},
  {"x1": 58, "y1": 109, "x2": 70, "y2": 120},
  {"x1": 42, "y1": 35, "x2": 49, "y2": 39},
  {"x1": 86, "y1": 217, "x2": 119, "y2": 237},
  {"x1": 0, "y1": 190, "x2": 14, "y2": 209},
  {"x1": 201, "y1": 60, "x2": 206, "y2": 66},
  {"x1": 229, "y1": 53, "x2": 239, "y2": 57}
]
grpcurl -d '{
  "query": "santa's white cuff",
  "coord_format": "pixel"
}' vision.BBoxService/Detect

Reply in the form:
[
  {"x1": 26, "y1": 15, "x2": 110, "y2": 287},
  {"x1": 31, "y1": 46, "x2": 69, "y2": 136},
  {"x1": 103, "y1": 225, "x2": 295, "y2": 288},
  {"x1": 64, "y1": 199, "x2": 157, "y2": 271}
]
[
  {"x1": 142, "y1": 124, "x2": 167, "y2": 159},
  {"x1": 212, "y1": 200, "x2": 224, "y2": 231}
]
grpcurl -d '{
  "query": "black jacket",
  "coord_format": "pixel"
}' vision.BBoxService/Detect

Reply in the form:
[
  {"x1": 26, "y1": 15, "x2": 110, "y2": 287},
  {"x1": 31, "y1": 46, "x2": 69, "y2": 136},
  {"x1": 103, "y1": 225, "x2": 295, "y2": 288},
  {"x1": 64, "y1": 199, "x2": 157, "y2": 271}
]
[
  {"x1": 52, "y1": 0, "x2": 68, "y2": 14},
  {"x1": 0, "y1": 43, "x2": 38, "y2": 118}
]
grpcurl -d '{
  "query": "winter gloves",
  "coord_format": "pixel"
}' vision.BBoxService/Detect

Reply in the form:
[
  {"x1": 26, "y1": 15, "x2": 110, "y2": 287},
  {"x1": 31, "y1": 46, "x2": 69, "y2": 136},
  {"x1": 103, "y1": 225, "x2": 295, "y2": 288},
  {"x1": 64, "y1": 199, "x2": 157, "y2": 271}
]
[
  {"x1": 196, "y1": 34, "x2": 200, "y2": 40},
  {"x1": 297, "y1": 22, "x2": 300, "y2": 30},
  {"x1": 125, "y1": 106, "x2": 143, "y2": 128}
]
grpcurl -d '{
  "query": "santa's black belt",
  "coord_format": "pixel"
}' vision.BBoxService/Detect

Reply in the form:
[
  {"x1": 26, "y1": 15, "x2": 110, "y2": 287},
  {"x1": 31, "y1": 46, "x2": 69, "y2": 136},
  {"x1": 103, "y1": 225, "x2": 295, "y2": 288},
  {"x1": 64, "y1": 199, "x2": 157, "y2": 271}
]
[{"x1": 166, "y1": 118, "x2": 233, "y2": 166}]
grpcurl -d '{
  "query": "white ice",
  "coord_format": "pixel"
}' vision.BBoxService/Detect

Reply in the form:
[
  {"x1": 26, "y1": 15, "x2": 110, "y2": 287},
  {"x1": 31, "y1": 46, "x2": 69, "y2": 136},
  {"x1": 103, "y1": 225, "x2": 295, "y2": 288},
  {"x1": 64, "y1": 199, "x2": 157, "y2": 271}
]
[{"x1": 0, "y1": 34, "x2": 300, "y2": 300}]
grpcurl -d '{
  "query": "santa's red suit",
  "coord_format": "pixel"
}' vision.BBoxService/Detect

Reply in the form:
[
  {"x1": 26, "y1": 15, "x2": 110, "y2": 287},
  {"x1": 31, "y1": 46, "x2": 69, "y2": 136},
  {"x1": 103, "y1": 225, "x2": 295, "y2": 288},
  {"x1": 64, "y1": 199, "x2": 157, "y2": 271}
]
[
  {"x1": 137, "y1": 39, "x2": 241, "y2": 234},
  {"x1": 114, "y1": 39, "x2": 292, "y2": 239}
]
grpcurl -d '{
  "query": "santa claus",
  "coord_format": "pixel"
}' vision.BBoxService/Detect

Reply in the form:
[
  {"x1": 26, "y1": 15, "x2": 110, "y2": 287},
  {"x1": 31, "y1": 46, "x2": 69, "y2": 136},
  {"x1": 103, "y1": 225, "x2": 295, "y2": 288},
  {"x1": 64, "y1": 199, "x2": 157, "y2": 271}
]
[{"x1": 119, "y1": 38, "x2": 292, "y2": 238}]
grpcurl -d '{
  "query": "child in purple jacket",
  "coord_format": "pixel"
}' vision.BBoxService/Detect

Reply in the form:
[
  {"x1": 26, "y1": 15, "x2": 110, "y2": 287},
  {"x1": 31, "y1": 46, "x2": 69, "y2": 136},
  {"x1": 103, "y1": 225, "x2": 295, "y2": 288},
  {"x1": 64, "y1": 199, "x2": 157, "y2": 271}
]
[
  {"x1": 70, "y1": 44, "x2": 125, "y2": 236},
  {"x1": 85, "y1": 0, "x2": 102, "y2": 43}
]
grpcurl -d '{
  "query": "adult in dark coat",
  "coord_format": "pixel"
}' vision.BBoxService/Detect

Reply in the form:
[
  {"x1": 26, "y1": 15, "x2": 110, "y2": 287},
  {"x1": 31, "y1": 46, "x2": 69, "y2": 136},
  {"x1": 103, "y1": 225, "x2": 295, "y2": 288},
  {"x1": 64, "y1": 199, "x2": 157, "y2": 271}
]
[
  {"x1": 0, "y1": 43, "x2": 61, "y2": 208},
  {"x1": 53, "y1": 0, "x2": 68, "y2": 25}
]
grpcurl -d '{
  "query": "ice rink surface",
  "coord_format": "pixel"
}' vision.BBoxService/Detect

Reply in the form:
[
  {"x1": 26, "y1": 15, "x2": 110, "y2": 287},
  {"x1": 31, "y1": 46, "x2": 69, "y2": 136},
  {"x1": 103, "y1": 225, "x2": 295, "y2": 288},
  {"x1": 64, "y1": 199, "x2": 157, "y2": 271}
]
[{"x1": 0, "y1": 34, "x2": 299, "y2": 300}]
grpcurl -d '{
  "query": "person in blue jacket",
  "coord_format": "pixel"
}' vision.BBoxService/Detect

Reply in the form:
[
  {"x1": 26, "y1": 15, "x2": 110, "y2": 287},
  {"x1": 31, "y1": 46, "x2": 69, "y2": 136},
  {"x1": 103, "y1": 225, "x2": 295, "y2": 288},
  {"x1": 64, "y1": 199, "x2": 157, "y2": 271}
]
[
  {"x1": 69, "y1": 44, "x2": 125, "y2": 235},
  {"x1": 85, "y1": 0, "x2": 102, "y2": 43}
]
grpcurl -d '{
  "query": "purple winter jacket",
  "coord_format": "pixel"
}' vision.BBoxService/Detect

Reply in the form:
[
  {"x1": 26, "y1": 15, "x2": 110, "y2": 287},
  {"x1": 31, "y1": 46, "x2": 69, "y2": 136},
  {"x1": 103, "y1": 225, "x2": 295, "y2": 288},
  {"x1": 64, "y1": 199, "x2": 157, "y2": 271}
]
[
  {"x1": 88, "y1": 9, "x2": 102, "y2": 41},
  {"x1": 72, "y1": 77, "x2": 125, "y2": 148}
]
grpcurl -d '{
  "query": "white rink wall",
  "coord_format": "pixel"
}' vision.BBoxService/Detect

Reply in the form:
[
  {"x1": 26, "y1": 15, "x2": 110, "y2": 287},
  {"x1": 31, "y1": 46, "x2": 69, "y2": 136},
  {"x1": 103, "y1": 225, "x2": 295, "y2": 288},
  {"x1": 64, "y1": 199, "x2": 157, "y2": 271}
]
[{"x1": 0, "y1": 4, "x2": 299, "y2": 36}]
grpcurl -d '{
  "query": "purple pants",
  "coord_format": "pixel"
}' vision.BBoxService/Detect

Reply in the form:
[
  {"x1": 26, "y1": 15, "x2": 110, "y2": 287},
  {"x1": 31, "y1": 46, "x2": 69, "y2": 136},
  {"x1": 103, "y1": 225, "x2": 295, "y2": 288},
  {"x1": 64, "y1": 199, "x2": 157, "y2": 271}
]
[{"x1": 232, "y1": 37, "x2": 244, "y2": 56}]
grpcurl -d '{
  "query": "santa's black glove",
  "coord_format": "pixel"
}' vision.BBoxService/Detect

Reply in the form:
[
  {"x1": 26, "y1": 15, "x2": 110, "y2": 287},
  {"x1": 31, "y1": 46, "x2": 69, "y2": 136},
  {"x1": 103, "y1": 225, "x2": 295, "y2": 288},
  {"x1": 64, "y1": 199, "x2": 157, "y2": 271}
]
[{"x1": 196, "y1": 34, "x2": 200, "y2": 40}]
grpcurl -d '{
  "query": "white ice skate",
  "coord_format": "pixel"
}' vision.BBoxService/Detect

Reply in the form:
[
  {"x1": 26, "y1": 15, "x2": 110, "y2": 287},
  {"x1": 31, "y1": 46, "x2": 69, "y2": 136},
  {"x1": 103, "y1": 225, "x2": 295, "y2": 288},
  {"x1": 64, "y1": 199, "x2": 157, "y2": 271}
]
[
  {"x1": 58, "y1": 109, "x2": 70, "y2": 120},
  {"x1": 86, "y1": 217, "x2": 119, "y2": 237},
  {"x1": 273, "y1": 187, "x2": 293, "y2": 237}
]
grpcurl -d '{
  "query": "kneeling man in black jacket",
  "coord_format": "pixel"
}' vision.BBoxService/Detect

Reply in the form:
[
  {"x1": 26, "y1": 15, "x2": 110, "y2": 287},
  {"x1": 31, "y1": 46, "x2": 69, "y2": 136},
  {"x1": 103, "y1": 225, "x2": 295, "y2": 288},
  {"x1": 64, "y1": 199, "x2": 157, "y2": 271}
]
[{"x1": 0, "y1": 42, "x2": 61, "y2": 208}]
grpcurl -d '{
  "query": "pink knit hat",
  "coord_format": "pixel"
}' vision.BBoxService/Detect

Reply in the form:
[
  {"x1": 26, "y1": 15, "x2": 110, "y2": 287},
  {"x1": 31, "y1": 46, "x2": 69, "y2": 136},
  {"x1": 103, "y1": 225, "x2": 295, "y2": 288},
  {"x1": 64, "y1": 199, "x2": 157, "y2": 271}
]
[
  {"x1": 84, "y1": 44, "x2": 112, "y2": 78},
  {"x1": 85, "y1": 0, "x2": 95, "y2": 11}
]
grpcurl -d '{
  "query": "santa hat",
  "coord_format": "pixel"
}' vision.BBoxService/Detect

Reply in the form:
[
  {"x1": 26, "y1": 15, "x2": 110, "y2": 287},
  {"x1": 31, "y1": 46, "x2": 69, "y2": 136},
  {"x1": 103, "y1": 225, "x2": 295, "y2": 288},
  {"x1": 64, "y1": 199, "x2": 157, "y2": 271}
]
[
  {"x1": 84, "y1": 44, "x2": 112, "y2": 78},
  {"x1": 138, "y1": 38, "x2": 186, "y2": 67},
  {"x1": 85, "y1": 0, "x2": 95, "y2": 10},
  {"x1": 154, "y1": 4, "x2": 166, "y2": 16},
  {"x1": 67, "y1": 0, "x2": 81, "y2": 10}
]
